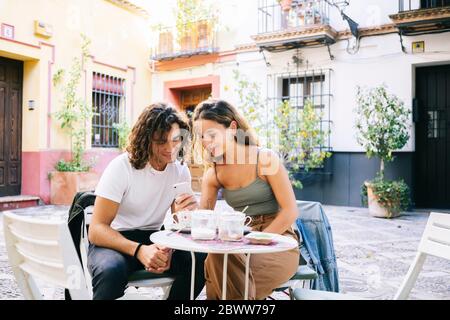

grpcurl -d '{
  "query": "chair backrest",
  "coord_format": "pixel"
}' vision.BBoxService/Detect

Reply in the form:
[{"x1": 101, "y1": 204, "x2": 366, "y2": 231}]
[
  {"x1": 394, "y1": 212, "x2": 450, "y2": 300},
  {"x1": 3, "y1": 211, "x2": 91, "y2": 300},
  {"x1": 65, "y1": 191, "x2": 96, "y2": 298},
  {"x1": 418, "y1": 212, "x2": 450, "y2": 260}
]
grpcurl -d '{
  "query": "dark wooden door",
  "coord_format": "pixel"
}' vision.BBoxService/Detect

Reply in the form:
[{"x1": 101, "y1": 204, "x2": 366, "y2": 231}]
[
  {"x1": 0, "y1": 57, "x2": 23, "y2": 196},
  {"x1": 180, "y1": 87, "x2": 212, "y2": 118},
  {"x1": 415, "y1": 65, "x2": 450, "y2": 208}
]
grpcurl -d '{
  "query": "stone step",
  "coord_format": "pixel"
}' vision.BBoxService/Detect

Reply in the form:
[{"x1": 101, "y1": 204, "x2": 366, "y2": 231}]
[{"x1": 0, "y1": 195, "x2": 42, "y2": 212}]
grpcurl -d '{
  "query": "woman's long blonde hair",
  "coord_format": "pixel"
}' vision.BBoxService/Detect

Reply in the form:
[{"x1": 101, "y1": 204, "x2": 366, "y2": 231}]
[{"x1": 192, "y1": 99, "x2": 259, "y2": 165}]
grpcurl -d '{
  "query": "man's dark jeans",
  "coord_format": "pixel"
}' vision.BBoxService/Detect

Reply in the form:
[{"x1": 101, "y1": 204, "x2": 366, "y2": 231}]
[{"x1": 87, "y1": 229, "x2": 206, "y2": 300}]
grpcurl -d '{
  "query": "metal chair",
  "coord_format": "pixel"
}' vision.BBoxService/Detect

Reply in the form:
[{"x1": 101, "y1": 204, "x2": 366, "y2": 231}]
[
  {"x1": 293, "y1": 212, "x2": 450, "y2": 300},
  {"x1": 2, "y1": 195, "x2": 174, "y2": 300},
  {"x1": 76, "y1": 192, "x2": 175, "y2": 300}
]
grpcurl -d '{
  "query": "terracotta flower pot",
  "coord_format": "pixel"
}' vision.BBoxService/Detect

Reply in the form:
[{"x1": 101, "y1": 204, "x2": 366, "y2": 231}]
[
  {"x1": 279, "y1": 0, "x2": 293, "y2": 12},
  {"x1": 158, "y1": 31, "x2": 174, "y2": 55},
  {"x1": 365, "y1": 182, "x2": 401, "y2": 219},
  {"x1": 50, "y1": 171, "x2": 99, "y2": 205}
]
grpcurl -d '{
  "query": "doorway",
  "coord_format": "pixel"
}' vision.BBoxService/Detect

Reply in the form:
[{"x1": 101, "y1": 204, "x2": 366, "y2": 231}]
[
  {"x1": 415, "y1": 64, "x2": 450, "y2": 208},
  {"x1": 0, "y1": 57, "x2": 23, "y2": 196}
]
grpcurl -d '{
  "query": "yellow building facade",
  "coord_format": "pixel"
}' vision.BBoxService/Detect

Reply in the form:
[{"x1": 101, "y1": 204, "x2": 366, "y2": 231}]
[{"x1": 0, "y1": 0, "x2": 152, "y2": 203}]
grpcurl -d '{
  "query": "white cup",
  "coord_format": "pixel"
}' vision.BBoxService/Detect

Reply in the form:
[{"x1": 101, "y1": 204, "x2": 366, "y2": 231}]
[
  {"x1": 218, "y1": 211, "x2": 252, "y2": 241},
  {"x1": 172, "y1": 211, "x2": 192, "y2": 229},
  {"x1": 191, "y1": 210, "x2": 216, "y2": 240}
]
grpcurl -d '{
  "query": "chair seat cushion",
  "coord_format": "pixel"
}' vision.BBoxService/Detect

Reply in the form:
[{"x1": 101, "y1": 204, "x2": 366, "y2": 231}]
[
  {"x1": 291, "y1": 265, "x2": 318, "y2": 280},
  {"x1": 293, "y1": 288, "x2": 365, "y2": 300},
  {"x1": 128, "y1": 269, "x2": 173, "y2": 282}
]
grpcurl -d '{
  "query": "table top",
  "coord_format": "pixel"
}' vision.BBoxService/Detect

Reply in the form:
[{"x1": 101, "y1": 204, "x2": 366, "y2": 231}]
[{"x1": 150, "y1": 230, "x2": 298, "y2": 254}]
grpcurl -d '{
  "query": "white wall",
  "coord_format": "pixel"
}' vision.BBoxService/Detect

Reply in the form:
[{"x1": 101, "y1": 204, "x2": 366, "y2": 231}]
[{"x1": 150, "y1": 0, "x2": 450, "y2": 153}]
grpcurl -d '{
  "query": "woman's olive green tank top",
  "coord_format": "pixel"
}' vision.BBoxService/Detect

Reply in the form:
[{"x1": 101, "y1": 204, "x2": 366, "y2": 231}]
[{"x1": 214, "y1": 148, "x2": 280, "y2": 216}]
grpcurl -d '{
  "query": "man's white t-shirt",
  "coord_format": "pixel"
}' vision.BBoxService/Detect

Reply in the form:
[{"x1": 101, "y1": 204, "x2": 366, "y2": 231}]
[{"x1": 94, "y1": 153, "x2": 191, "y2": 231}]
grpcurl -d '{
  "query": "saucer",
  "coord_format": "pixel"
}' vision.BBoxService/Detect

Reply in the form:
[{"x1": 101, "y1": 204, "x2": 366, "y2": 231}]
[{"x1": 244, "y1": 232, "x2": 275, "y2": 245}]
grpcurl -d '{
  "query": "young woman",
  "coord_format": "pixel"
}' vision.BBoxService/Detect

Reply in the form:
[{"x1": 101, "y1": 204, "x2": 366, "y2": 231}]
[{"x1": 192, "y1": 99, "x2": 300, "y2": 300}]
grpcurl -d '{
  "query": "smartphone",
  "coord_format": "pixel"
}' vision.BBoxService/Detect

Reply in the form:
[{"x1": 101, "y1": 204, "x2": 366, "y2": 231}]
[{"x1": 173, "y1": 182, "x2": 194, "y2": 199}]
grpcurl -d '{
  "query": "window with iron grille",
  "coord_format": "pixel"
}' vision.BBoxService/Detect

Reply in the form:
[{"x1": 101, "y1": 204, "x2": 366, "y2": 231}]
[
  {"x1": 266, "y1": 68, "x2": 332, "y2": 155},
  {"x1": 91, "y1": 72, "x2": 125, "y2": 148}
]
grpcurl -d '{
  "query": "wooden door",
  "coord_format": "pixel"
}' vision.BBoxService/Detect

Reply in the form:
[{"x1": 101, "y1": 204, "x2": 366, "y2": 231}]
[
  {"x1": 180, "y1": 87, "x2": 211, "y2": 191},
  {"x1": 415, "y1": 65, "x2": 450, "y2": 208},
  {"x1": 0, "y1": 57, "x2": 23, "y2": 196}
]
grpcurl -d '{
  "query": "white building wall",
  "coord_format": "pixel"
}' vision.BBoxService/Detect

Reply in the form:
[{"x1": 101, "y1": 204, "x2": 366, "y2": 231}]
[{"x1": 149, "y1": 0, "x2": 450, "y2": 153}]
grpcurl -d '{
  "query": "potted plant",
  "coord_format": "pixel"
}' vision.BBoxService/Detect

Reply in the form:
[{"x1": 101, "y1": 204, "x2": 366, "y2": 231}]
[
  {"x1": 355, "y1": 85, "x2": 411, "y2": 218},
  {"x1": 50, "y1": 34, "x2": 98, "y2": 205},
  {"x1": 278, "y1": 0, "x2": 293, "y2": 12},
  {"x1": 361, "y1": 176, "x2": 410, "y2": 218},
  {"x1": 174, "y1": 0, "x2": 213, "y2": 52},
  {"x1": 175, "y1": 0, "x2": 199, "y2": 52},
  {"x1": 156, "y1": 25, "x2": 174, "y2": 57},
  {"x1": 196, "y1": 19, "x2": 211, "y2": 49}
]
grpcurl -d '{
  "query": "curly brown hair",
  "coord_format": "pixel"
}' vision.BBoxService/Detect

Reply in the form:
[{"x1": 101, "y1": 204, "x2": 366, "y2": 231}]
[{"x1": 126, "y1": 103, "x2": 190, "y2": 170}]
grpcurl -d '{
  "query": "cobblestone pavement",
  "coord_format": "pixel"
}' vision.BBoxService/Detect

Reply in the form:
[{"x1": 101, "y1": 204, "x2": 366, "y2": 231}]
[{"x1": 0, "y1": 204, "x2": 449, "y2": 300}]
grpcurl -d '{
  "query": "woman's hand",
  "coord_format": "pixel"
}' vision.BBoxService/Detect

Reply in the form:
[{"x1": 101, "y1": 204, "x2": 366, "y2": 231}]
[
  {"x1": 173, "y1": 193, "x2": 199, "y2": 212},
  {"x1": 137, "y1": 244, "x2": 172, "y2": 273}
]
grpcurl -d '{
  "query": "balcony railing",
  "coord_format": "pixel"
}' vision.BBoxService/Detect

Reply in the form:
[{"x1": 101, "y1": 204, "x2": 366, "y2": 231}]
[
  {"x1": 399, "y1": 0, "x2": 450, "y2": 12},
  {"x1": 391, "y1": 0, "x2": 450, "y2": 35},
  {"x1": 257, "y1": 0, "x2": 331, "y2": 35},
  {"x1": 151, "y1": 18, "x2": 218, "y2": 61}
]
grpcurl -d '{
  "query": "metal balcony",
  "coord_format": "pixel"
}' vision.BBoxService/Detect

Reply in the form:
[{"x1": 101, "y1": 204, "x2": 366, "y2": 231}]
[
  {"x1": 390, "y1": 0, "x2": 450, "y2": 35},
  {"x1": 253, "y1": 0, "x2": 337, "y2": 52},
  {"x1": 151, "y1": 18, "x2": 218, "y2": 61}
]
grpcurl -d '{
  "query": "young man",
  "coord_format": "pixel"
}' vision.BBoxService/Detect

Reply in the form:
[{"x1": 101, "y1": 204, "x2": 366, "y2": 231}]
[{"x1": 88, "y1": 103, "x2": 205, "y2": 300}]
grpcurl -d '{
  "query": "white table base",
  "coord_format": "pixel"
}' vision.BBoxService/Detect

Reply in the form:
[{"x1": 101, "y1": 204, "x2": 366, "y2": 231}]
[{"x1": 189, "y1": 252, "x2": 252, "y2": 300}]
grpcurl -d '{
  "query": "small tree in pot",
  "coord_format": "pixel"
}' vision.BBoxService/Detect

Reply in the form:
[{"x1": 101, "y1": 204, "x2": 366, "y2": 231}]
[
  {"x1": 355, "y1": 85, "x2": 411, "y2": 218},
  {"x1": 50, "y1": 34, "x2": 98, "y2": 205}
]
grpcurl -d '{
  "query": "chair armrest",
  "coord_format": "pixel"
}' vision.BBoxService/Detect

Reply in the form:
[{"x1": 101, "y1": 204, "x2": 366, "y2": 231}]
[{"x1": 291, "y1": 265, "x2": 318, "y2": 281}]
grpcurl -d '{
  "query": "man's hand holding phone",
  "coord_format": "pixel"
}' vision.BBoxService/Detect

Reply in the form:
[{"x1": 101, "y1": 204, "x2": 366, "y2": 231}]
[{"x1": 173, "y1": 182, "x2": 198, "y2": 212}]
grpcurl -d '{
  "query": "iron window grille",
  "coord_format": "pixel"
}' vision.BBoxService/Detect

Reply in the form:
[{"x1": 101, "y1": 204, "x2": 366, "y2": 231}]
[
  {"x1": 92, "y1": 72, "x2": 126, "y2": 148},
  {"x1": 265, "y1": 68, "x2": 333, "y2": 168}
]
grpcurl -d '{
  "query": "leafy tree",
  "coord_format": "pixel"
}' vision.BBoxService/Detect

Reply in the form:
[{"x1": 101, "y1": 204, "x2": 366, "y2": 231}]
[{"x1": 355, "y1": 85, "x2": 410, "y2": 179}]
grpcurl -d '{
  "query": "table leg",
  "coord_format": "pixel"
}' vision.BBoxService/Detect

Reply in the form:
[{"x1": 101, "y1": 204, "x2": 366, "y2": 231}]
[
  {"x1": 190, "y1": 251, "x2": 196, "y2": 300},
  {"x1": 244, "y1": 253, "x2": 251, "y2": 300},
  {"x1": 222, "y1": 253, "x2": 228, "y2": 300}
]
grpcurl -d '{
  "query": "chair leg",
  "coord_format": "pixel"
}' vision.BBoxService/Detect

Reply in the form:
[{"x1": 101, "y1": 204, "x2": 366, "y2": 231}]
[
  {"x1": 303, "y1": 280, "x2": 311, "y2": 289},
  {"x1": 161, "y1": 285, "x2": 172, "y2": 300},
  {"x1": 288, "y1": 287, "x2": 295, "y2": 300},
  {"x1": 394, "y1": 252, "x2": 427, "y2": 300}
]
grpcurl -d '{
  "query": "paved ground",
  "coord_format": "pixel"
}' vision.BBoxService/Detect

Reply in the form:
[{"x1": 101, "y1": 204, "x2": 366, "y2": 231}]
[{"x1": 0, "y1": 203, "x2": 449, "y2": 300}]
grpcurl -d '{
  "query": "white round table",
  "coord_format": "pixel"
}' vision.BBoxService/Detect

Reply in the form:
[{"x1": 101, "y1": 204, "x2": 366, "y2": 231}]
[{"x1": 150, "y1": 230, "x2": 298, "y2": 300}]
